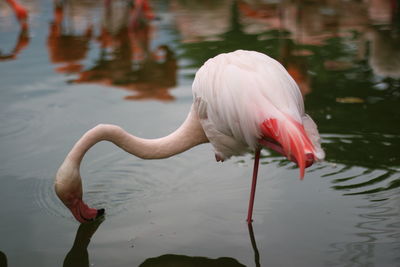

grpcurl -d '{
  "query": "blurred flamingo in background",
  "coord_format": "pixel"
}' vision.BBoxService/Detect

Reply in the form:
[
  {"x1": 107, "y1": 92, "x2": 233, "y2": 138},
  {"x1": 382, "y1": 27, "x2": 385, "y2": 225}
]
[
  {"x1": 129, "y1": 0, "x2": 155, "y2": 30},
  {"x1": 47, "y1": 0, "x2": 168, "y2": 100},
  {"x1": 55, "y1": 50, "x2": 324, "y2": 224},
  {"x1": 1, "y1": 0, "x2": 29, "y2": 61},
  {"x1": 75, "y1": 0, "x2": 174, "y2": 101},
  {"x1": 6, "y1": 0, "x2": 28, "y2": 27},
  {"x1": 46, "y1": 0, "x2": 94, "y2": 74}
]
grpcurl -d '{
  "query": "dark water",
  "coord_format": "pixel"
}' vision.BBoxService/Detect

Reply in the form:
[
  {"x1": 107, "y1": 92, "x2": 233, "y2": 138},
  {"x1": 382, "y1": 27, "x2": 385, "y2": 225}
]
[{"x1": 1, "y1": 0, "x2": 399, "y2": 266}]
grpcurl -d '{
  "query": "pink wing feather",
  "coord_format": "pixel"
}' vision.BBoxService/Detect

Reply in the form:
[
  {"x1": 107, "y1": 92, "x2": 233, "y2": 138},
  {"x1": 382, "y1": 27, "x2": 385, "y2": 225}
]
[
  {"x1": 192, "y1": 50, "x2": 324, "y2": 178},
  {"x1": 260, "y1": 116, "x2": 316, "y2": 179}
]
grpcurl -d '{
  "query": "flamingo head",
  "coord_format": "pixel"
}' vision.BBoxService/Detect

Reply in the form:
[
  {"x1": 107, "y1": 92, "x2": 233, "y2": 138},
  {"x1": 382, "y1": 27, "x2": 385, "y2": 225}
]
[
  {"x1": 55, "y1": 159, "x2": 104, "y2": 223},
  {"x1": 14, "y1": 3, "x2": 28, "y2": 22}
]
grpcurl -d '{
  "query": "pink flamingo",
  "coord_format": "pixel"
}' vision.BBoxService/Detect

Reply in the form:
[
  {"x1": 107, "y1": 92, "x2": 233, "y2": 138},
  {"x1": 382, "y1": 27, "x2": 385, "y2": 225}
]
[{"x1": 55, "y1": 50, "x2": 324, "y2": 224}]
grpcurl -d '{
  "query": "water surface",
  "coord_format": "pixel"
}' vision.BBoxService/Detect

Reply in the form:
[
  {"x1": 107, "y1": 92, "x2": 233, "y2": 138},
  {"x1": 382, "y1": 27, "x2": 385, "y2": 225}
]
[{"x1": 0, "y1": 0, "x2": 399, "y2": 266}]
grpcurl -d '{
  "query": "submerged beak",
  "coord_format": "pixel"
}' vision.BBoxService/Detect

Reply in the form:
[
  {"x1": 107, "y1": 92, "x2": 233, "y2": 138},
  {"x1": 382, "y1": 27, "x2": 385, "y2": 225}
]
[{"x1": 66, "y1": 199, "x2": 105, "y2": 223}]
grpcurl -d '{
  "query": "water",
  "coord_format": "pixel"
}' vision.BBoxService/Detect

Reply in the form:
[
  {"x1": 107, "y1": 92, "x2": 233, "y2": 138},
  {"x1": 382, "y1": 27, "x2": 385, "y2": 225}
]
[{"x1": 0, "y1": 0, "x2": 399, "y2": 266}]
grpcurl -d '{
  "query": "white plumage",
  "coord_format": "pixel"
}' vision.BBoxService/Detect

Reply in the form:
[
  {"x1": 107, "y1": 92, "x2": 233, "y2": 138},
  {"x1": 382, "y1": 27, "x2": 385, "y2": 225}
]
[{"x1": 192, "y1": 50, "x2": 324, "y2": 161}]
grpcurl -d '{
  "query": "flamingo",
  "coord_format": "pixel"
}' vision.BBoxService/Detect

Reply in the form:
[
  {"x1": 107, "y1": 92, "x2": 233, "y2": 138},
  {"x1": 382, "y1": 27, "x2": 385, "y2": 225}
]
[
  {"x1": 55, "y1": 50, "x2": 324, "y2": 224},
  {"x1": 6, "y1": 0, "x2": 28, "y2": 25}
]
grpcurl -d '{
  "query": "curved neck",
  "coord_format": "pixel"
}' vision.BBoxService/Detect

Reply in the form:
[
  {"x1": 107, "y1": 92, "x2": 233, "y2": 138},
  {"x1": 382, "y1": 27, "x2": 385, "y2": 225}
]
[
  {"x1": 66, "y1": 106, "x2": 209, "y2": 166},
  {"x1": 6, "y1": 0, "x2": 18, "y2": 8}
]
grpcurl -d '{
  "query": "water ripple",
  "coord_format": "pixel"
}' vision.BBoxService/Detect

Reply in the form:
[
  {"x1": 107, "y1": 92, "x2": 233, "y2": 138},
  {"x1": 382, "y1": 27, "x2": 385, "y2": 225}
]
[
  {"x1": 0, "y1": 109, "x2": 37, "y2": 138},
  {"x1": 34, "y1": 176, "x2": 70, "y2": 220}
]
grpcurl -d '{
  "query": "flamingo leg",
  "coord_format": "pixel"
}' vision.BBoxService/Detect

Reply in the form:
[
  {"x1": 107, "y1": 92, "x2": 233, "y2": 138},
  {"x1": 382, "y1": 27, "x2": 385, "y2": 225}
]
[{"x1": 246, "y1": 148, "x2": 261, "y2": 223}]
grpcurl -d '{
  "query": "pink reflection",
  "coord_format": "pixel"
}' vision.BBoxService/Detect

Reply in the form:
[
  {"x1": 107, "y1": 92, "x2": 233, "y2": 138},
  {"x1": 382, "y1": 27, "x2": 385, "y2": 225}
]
[
  {"x1": 170, "y1": 0, "x2": 232, "y2": 43},
  {"x1": 235, "y1": 0, "x2": 399, "y2": 93},
  {"x1": 46, "y1": 0, "x2": 177, "y2": 101},
  {"x1": 47, "y1": 1, "x2": 93, "y2": 74},
  {"x1": 47, "y1": 32, "x2": 91, "y2": 73},
  {"x1": 0, "y1": 0, "x2": 29, "y2": 61}
]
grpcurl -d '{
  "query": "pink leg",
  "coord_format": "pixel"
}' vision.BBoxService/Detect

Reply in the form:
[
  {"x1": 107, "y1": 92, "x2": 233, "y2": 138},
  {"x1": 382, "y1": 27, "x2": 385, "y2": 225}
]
[{"x1": 246, "y1": 148, "x2": 261, "y2": 223}]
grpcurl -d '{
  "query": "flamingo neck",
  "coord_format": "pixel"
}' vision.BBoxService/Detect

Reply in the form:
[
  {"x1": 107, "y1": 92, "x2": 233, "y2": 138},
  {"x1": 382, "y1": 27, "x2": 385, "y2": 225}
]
[
  {"x1": 66, "y1": 106, "x2": 208, "y2": 167},
  {"x1": 6, "y1": 0, "x2": 18, "y2": 8}
]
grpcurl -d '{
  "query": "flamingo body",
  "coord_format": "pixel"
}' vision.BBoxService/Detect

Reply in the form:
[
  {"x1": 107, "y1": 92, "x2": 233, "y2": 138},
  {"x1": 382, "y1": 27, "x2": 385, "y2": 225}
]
[
  {"x1": 55, "y1": 50, "x2": 324, "y2": 223},
  {"x1": 193, "y1": 50, "x2": 324, "y2": 174}
]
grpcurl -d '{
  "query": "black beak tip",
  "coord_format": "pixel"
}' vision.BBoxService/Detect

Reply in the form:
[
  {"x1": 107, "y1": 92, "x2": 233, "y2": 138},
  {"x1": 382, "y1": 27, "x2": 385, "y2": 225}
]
[{"x1": 96, "y1": 208, "x2": 105, "y2": 219}]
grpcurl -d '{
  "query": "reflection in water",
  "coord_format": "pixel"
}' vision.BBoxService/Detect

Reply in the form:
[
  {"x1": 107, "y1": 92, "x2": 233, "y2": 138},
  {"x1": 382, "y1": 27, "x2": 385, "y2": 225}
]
[
  {"x1": 0, "y1": 0, "x2": 29, "y2": 61},
  {"x1": 0, "y1": 24, "x2": 29, "y2": 61},
  {"x1": 46, "y1": 0, "x2": 177, "y2": 101},
  {"x1": 176, "y1": 0, "x2": 315, "y2": 95},
  {"x1": 171, "y1": 0, "x2": 232, "y2": 43},
  {"x1": 247, "y1": 223, "x2": 261, "y2": 267},
  {"x1": 327, "y1": 191, "x2": 400, "y2": 266},
  {"x1": 137, "y1": 222, "x2": 260, "y2": 266},
  {"x1": 367, "y1": 27, "x2": 400, "y2": 79},
  {"x1": 139, "y1": 254, "x2": 245, "y2": 267},
  {"x1": 47, "y1": 1, "x2": 92, "y2": 74},
  {"x1": 0, "y1": 0, "x2": 399, "y2": 266},
  {"x1": 177, "y1": 0, "x2": 400, "y2": 195},
  {"x1": 0, "y1": 251, "x2": 7, "y2": 267},
  {"x1": 363, "y1": 0, "x2": 400, "y2": 79},
  {"x1": 172, "y1": 3, "x2": 400, "y2": 264},
  {"x1": 62, "y1": 217, "x2": 248, "y2": 267},
  {"x1": 63, "y1": 217, "x2": 104, "y2": 267},
  {"x1": 72, "y1": 43, "x2": 177, "y2": 102}
]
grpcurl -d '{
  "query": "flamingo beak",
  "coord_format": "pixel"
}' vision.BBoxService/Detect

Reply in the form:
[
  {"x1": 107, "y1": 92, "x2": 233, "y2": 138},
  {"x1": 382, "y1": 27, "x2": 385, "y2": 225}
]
[{"x1": 66, "y1": 199, "x2": 105, "y2": 223}]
